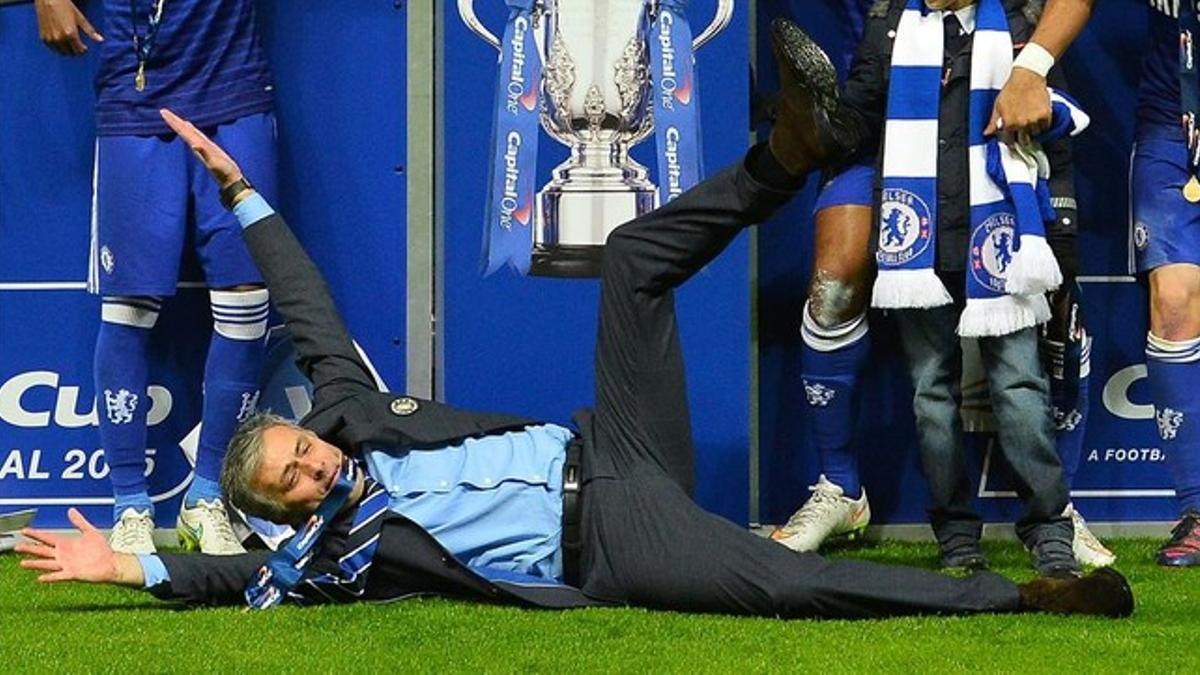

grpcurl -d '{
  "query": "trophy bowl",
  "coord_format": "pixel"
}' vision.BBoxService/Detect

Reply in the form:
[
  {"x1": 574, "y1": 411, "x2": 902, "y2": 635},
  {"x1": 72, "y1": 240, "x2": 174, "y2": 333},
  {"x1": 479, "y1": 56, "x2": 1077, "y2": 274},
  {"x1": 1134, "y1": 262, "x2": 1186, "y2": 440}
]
[{"x1": 461, "y1": 0, "x2": 733, "y2": 277}]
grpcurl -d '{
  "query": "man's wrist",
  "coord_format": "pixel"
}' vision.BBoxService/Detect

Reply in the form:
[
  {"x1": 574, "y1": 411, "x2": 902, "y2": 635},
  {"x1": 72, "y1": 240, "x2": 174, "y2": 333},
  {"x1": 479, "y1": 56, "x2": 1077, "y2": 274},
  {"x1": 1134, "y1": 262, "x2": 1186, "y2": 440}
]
[
  {"x1": 114, "y1": 553, "x2": 147, "y2": 587},
  {"x1": 232, "y1": 191, "x2": 276, "y2": 229},
  {"x1": 229, "y1": 187, "x2": 256, "y2": 208},
  {"x1": 1013, "y1": 42, "x2": 1054, "y2": 79},
  {"x1": 219, "y1": 176, "x2": 254, "y2": 210}
]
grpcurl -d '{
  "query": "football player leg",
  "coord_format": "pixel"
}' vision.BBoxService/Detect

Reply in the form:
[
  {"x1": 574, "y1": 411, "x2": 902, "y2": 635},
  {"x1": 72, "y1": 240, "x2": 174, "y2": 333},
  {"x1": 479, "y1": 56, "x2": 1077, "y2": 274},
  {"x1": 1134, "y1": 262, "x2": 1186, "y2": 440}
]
[
  {"x1": 1146, "y1": 263, "x2": 1200, "y2": 567},
  {"x1": 1045, "y1": 328, "x2": 1116, "y2": 566},
  {"x1": 95, "y1": 296, "x2": 162, "y2": 555},
  {"x1": 177, "y1": 112, "x2": 277, "y2": 555},
  {"x1": 91, "y1": 133, "x2": 191, "y2": 555},
  {"x1": 772, "y1": 163, "x2": 874, "y2": 552},
  {"x1": 1131, "y1": 137, "x2": 1200, "y2": 567}
]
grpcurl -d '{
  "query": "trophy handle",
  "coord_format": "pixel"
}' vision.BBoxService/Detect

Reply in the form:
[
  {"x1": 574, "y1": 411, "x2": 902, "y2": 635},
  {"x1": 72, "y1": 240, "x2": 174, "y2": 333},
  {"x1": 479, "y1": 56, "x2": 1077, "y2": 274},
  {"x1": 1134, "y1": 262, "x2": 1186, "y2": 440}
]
[
  {"x1": 457, "y1": 0, "x2": 501, "y2": 51},
  {"x1": 692, "y1": 0, "x2": 734, "y2": 50}
]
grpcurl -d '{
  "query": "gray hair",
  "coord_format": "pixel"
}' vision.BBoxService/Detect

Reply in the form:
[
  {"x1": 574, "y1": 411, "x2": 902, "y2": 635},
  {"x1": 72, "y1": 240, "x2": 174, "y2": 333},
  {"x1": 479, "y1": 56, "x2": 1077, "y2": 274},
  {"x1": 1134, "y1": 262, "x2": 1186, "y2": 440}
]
[{"x1": 220, "y1": 411, "x2": 298, "y2": 523}]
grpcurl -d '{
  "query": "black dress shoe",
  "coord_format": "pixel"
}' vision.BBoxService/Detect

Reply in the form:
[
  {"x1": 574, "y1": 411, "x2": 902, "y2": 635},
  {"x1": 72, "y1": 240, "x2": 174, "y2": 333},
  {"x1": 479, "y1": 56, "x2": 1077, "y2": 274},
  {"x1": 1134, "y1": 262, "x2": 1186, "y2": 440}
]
[
  {"x1": 767, "y1": 18, "x2": 855, "y2": 176},
  {"x1": 1017, "y1": 567, "x2": 1135, "y2": 618}
]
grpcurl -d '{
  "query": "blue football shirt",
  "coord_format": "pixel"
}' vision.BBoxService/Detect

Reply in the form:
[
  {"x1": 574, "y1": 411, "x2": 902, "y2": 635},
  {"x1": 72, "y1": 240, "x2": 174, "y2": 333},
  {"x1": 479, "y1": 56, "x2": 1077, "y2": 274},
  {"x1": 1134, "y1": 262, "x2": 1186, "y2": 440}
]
[
  {"x1": 95, "y1": 0, "x2": 273, "y2": 136},
  {"x1": 1138, "y1": 0, "x2": 1184, "y2": 139}
]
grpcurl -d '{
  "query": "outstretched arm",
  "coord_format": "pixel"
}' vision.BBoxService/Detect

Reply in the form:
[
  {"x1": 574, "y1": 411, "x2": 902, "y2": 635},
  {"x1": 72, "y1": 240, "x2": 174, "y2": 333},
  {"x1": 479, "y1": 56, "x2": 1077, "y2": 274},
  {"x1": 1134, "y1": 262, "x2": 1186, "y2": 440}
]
[
  {"x1": 987, "y1": 0, "x2": 1097, "y2": 140},
  {"x1": 18, "y1": 508, "x2": 271, "y2": 606},
  {"x1": 159, "y1": 109, "x2": 377, "y2": 404}
]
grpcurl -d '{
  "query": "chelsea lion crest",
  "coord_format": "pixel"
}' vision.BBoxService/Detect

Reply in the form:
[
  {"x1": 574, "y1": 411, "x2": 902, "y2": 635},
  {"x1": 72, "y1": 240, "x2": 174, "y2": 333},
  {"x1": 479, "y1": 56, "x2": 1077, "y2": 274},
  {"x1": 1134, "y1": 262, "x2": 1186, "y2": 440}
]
[
  {"x1": 877, "y1": 188, "x2": 932, "y2": 266},
  {"x1": 970, "y1": 212, "x2": 1017, "y2": 294}
]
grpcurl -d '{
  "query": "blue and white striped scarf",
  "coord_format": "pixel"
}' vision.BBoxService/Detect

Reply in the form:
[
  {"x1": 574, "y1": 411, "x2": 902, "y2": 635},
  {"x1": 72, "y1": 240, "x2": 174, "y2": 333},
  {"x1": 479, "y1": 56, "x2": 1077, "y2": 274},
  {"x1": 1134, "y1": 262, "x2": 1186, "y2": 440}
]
[{"x1": 871, "y1": 0, "x2": 1088, "y2": 337}]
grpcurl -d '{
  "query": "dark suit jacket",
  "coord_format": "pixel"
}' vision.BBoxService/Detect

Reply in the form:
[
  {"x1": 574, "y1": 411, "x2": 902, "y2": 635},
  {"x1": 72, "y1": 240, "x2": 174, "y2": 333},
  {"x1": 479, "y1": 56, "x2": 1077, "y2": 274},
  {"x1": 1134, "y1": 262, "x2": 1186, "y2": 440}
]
[
  {"x1": 837, "y1": 0, "x2": 1078, "y2": 274},
  {"x1": 152, "y1": 212, "x2": 602, "y2": 609}
]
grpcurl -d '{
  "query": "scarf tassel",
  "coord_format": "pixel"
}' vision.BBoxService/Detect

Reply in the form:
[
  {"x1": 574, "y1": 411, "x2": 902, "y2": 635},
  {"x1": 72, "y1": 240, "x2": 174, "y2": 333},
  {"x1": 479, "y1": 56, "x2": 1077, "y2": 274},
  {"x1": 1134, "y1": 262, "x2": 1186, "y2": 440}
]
[
  {"x1": 871, "y1": 268, "x2": 954, "y2": 309},
  {"x1": 957, "y1": 294, "x2": 1051, "y2": 338},
  {"x1": 1004, "y1": 234, "x2": 1062, "y2": 295}
]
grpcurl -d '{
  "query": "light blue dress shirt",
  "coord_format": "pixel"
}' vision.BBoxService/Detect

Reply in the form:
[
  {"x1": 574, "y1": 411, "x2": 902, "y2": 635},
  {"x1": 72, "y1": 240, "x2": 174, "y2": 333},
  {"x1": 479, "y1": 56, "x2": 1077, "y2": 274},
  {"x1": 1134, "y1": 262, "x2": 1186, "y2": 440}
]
[
  {"x1": 137, "y1": 423, "x2": 573, "y2": 589},
  {"x1": 365, "y1": 423, "x2": 573, "y2": 581}
]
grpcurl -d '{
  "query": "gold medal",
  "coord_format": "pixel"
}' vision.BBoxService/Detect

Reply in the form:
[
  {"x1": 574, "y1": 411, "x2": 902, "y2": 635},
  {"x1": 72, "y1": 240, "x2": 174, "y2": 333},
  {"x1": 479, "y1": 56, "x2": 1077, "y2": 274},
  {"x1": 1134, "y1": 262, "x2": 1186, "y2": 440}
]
[
  {"x1": 1185, "y1": 176, "x2": 1200, "y2": 203},
  {"x1": 135, "y1": 62, "x2": 146, "y2": 92}
]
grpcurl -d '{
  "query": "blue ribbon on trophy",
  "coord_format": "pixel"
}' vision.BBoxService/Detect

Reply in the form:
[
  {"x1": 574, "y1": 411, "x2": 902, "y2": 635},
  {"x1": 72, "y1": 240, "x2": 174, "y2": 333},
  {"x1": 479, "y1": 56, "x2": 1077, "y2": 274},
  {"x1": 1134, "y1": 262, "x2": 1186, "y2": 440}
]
[
  {"x1": 483, "y1": 0, "x2": 544, "y2": 275},
  {"x1": 649, "y1": 0, "x2": 704, "y2": 205}
]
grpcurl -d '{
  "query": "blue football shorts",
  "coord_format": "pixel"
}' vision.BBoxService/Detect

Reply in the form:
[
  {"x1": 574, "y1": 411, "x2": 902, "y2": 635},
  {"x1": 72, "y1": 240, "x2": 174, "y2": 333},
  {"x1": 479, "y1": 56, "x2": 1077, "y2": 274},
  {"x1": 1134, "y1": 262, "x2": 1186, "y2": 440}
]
[
  {"x1": 89, "y1": 112, "x2": 279, "y2": 296},
  {"x1": 1130, "y1": 136, "x2": 1200, "y2": 273},
  {"x1": 813, "y1": 161, "x2": 875, "y2": 213}
]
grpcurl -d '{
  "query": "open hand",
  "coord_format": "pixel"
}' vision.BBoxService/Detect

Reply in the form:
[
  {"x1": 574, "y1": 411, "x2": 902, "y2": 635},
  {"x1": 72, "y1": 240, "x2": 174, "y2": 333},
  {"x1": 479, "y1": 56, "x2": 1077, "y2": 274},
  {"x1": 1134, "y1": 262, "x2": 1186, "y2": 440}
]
[
  {"x1": 16, "y1": 508, "x2": 139, "y2": 586},
  {"x1": 160, "y1": 108, "x2": 245, "y2": 189},
  {"x1": 35, "y1": 0, "x2": 103, "y2": 56},
  {"x1": 985, "y1": 69, "x2": 1051, "y2": 143}
]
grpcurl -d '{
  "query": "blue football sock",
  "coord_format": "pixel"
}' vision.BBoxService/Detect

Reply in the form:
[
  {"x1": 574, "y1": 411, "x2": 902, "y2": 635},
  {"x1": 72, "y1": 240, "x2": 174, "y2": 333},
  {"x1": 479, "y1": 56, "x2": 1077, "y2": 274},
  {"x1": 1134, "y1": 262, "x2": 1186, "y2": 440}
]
[
  {"x1": 96, "y1": 297, "x2": 160, "y2": 522},
  {"x1": 800, "y1": 303, "x2": 870, "y2": 498},
  {"x1": 1053, "y1": 336, "x2": 1091, "y2": 491},
  {"x1": 1146, "y1": 332, "x2": 1200, "y2": 515},
  {"x1": 187, "y1": 476, "x2": 224, "y2": 505},
  {"x1": 187, "y1": 289, "x2": 269, "y2": 506}
]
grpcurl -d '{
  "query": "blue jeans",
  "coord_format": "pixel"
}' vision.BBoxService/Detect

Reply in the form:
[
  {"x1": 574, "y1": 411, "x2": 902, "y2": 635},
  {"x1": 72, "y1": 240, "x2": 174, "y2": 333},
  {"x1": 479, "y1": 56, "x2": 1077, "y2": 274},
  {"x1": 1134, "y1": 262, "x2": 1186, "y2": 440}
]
[{"x1": 893, "y1": 305, "x2": 1071, "y2": 548}]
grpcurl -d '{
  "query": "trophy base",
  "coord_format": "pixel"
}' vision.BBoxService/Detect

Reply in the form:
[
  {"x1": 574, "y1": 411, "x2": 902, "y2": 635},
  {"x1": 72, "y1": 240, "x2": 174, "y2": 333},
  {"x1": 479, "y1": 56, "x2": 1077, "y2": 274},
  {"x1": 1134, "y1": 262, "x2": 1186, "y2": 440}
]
[
  {"x1": 534, "y1": 166, "x2": 657, "y2": 278},
  {"x1": 530, "y1": 244, "x2": 606, "y2": 278}
]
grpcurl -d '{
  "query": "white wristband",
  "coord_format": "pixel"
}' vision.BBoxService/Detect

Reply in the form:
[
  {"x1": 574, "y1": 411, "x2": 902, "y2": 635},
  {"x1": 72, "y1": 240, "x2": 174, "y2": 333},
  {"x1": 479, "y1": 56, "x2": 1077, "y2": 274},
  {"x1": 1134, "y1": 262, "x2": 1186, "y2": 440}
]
[{"x1": 1013, "y1": 42, "x2": 1055, "y2": 78}]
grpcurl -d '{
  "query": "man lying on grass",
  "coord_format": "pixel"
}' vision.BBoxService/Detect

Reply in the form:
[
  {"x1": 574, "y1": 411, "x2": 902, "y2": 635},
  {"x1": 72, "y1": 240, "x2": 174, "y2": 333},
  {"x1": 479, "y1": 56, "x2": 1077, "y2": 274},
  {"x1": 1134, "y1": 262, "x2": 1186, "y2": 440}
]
[{"x1": 20, "y1": 25, "x2": 1133, "y2": 618}]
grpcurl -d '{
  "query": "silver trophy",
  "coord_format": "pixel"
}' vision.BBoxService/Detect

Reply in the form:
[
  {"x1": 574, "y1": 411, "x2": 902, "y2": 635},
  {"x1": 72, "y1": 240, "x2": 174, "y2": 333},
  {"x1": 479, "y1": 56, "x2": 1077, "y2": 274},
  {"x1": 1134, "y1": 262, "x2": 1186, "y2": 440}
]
[{"x1": 460, "y1": 0, "x2": 734, "y2": 277}]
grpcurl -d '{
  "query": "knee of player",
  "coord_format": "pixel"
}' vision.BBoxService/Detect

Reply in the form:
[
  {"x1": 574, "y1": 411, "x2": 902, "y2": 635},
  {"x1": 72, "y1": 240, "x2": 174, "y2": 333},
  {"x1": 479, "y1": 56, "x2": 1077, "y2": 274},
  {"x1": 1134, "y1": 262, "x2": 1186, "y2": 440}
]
[
  {"x1": 805, "y1": 272, "x2": 867, "y2": 328},
  {"x1": 1149, "y1": 282, "x2": 1200, "y2": 340}
]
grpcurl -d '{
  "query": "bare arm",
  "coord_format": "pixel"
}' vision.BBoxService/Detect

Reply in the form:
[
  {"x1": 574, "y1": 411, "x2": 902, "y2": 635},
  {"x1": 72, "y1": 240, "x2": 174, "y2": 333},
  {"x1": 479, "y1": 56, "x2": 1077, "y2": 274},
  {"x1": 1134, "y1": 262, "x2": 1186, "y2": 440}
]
[
  {"x1": 986, "y1": 0, "x2": 1097, "y2": 139},
  {"x1": 1023, "y1": 0, "x2": 1097, "y2": 61},
  {"x1": 34, "y1": 0, "x2": 103, "y2": 57}
]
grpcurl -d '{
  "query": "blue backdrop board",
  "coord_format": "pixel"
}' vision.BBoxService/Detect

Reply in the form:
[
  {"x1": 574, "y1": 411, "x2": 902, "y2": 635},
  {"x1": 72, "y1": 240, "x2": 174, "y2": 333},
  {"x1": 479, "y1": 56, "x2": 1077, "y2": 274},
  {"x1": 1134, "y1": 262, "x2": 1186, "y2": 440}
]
[
  {"x1": 755, "y1": 0, "x2": 1178, "y2": 526},
  {"x1": 442, "y1": 0, "x2": 753, "y2": 523},
  {"x1": 0, "y1": 2, "x2": 408, "y2": 529}
]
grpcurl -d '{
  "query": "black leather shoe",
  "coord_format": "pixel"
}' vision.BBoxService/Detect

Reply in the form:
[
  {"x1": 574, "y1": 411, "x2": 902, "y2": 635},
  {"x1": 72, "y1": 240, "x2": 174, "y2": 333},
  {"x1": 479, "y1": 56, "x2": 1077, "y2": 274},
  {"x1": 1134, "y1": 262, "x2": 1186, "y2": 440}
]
[
  {"x1": 767, "y1": 18, "x2": 854, "y2": 176},
  {"x1": 1017, "y1": 567, "x2": 1135, "y2": 618}
]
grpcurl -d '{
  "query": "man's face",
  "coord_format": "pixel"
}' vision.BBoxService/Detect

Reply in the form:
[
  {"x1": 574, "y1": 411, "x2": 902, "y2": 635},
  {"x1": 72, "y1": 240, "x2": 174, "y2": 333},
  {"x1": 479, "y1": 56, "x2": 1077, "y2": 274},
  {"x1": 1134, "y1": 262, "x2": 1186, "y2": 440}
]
[
  {"x1": 252, "y1": 425, "x2": 346, "y2": 523},
  {"x1": 925, "y1": 0, "x2": 974, "y2": 10}
]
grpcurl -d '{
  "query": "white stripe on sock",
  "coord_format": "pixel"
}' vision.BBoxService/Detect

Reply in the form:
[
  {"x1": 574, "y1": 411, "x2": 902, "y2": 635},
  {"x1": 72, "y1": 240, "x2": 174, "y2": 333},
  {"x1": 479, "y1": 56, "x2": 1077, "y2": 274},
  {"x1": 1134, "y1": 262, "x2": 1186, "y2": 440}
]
[
  {"x1": 211, "y1": 289, "x2": 269, "y2": 340},
  {"x1": 101, "y1": 297, "x2": 161, "y2": 329},
  {"x1": 801, "y1": 302, "x2": 868, "y2": 352}
]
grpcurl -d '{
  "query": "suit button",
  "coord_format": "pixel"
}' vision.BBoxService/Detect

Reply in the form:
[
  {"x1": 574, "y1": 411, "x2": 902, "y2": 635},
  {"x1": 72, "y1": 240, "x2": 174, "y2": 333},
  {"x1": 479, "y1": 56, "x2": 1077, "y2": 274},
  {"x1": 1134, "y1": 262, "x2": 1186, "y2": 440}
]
[{"x1": 390, "y1": 397, "x2": 419, "y2": 416}]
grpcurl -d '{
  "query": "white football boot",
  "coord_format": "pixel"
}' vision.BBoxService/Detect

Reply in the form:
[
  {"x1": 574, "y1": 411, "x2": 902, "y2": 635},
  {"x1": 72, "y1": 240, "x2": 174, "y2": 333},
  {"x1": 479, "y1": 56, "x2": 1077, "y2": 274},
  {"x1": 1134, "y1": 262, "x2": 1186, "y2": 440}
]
[
  {"x1": 177, "y1": 498, "x2": 246, "y2": 555},
  {"x1": 1065, "y1": 503, "x2": 1116, "y2": 567},
  {"x1": 770, "y1": 475, "x2": 871, "y2": 552},
  {"x1": 109, "y1": 508, "x2": 156, "y2": 555}
]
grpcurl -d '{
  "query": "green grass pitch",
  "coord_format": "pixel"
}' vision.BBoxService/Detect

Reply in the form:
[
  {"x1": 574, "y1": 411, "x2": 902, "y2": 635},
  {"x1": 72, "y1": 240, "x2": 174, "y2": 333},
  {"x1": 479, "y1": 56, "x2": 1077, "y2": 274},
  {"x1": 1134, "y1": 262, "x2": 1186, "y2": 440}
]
[{"x1": 1, "y1": 539, "x2": 1196, "y2": 673}]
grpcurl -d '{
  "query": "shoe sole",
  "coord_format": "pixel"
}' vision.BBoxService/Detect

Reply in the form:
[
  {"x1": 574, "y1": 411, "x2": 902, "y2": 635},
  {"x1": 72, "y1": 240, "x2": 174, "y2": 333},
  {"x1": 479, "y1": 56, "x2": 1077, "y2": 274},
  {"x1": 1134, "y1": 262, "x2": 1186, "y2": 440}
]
[
  {"x1": 770, "y1": 18, "x2": 838, "y2": 114},
  {"x1": 772, "y1": 522, "x2": 868, "y2": 552},
  {"x1": 1156, "y1": 553, "x2": 1200, "y2": 567},
  {"x1": 1093, "y1": 567, "x2": 1135, "y2": 618}
]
